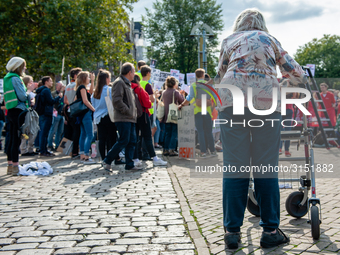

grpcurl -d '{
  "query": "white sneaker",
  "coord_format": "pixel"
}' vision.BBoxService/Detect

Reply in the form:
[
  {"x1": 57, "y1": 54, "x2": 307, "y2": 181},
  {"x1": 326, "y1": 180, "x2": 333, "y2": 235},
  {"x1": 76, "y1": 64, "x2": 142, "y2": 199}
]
[
  {"x1": 133, "y1": 159, "x2": 143, "y2": 167},
  {"x1": 83, "y1": 158, "x2": 96, "y2": 165},
  {"x1": 153, "y1": 157, "x2": 168, "y2": 166},
  {"x1": 119, "y1": 151, "x2": 125, "y2": 158}
]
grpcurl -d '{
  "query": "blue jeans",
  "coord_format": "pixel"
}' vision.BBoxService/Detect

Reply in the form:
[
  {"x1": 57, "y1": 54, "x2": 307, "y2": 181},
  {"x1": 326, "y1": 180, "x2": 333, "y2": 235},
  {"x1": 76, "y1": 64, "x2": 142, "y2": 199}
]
[
  {"x1": 164, "y1": 123, "x2": 177, "y2": 150},
  {"x1": 195, "y1": 113, "x2": 215, "y2": 153},
  {"x1": 154, "y1": 119, "x2": 161, "y2": 144},
  {"x1": 48, "y1": 115, "x2": 64, "y2": 149},
  {"x1": 104, "y1": 122, "x2": 136, "y2": 170},
  {"x1": 280, "y1": 109, "x2": 293, "y2": 152},
  {"x1": 79, "y1": 111, "x2": 94, "y2": 156},
  {"x1": 220, "y1": 107, "x2": 281, "y2": 233},
  {"x1": 159, "y1": 122, "x2": 166, "y2": 144},
  {"x1": 39, "y1": 115, "x2": 53, "y2": 154}
]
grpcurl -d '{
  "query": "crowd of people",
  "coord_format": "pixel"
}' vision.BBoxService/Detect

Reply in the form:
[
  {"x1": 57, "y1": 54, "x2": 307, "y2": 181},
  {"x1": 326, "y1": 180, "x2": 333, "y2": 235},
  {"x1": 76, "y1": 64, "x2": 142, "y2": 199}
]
[{"x1": 1, "y1": 57, "x2": 223, "y2": 176}]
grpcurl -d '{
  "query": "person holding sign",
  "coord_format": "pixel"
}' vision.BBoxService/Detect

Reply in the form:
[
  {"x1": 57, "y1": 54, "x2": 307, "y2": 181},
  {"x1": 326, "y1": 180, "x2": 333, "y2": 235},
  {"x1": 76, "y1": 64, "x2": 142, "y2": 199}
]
[{"x1": 178, "y1": 68, "x2": 217, "y2": 158}]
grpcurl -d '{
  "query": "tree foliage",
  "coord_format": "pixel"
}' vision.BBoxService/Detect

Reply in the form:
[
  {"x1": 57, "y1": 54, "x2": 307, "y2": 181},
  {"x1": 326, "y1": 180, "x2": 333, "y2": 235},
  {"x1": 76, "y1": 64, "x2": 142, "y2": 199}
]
[
  {"x1": 142, "y1": 0, "x2": 223, "y2": 77},
  {"x1": 294, "y1": 34, "x2": 340, "y2": 88},
  {"x1": 0, "y1": 0, "x2": 137, "y2": 80}
]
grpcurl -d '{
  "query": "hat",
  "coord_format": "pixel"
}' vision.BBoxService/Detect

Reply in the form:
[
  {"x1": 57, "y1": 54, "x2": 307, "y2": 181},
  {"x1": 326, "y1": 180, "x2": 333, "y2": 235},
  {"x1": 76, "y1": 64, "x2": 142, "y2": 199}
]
[{"x1": 6, "y1": 57, "x2": 25, "y2": 72}]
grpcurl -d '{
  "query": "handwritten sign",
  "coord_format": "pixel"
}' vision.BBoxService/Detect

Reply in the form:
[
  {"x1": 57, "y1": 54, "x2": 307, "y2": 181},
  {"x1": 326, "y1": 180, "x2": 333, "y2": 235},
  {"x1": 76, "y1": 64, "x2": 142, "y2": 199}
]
[
  {"x1": 170, "y1": 69, "x2": 180, "y2": 80},
  {"x1": 306, "y1": 64, "x2": 316, "y2": 77},
  {"x1": 186, "y1": 73, "x2": 196, "y2": 86},
  {"x1": 178, "y1": 105, "x2": 195, "y2": 159}
]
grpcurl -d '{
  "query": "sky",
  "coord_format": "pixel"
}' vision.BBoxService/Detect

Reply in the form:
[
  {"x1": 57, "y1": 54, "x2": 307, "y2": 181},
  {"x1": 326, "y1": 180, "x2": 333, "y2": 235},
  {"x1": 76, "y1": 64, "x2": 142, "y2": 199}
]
[{"x1": 129, "y1": 0, "x2": 340, "y2": 58}]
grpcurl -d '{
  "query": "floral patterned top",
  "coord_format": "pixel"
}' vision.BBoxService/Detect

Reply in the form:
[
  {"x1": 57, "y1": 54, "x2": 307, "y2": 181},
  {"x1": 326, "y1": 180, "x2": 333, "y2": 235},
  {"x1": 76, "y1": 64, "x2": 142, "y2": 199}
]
[{"x1": 215, "y1": 30, "x2": 306, "y2": 112}]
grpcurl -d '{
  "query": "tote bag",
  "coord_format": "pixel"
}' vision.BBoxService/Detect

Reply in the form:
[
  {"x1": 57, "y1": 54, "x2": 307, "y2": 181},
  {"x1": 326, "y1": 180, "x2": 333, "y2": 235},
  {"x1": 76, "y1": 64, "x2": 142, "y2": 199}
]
[
  {"x1": 156, "y1": 93, "x2": 165, "y2": 121},
  {"x1": 105, "y1": 87, "x2": 114, "y2": 122},
  {"x1": 166, "y1": 91, "x2": 178, "y2": 124}
]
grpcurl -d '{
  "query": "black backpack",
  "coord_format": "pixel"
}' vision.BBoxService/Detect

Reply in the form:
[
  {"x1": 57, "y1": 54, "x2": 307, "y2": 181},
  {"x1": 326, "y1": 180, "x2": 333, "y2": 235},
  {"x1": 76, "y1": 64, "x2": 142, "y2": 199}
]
[
  {"x1": 34, "y1": 89, "x2": 45, "y2": 116},
  {"x1": 133, "y1": 87, "x2": 143, "y2": 118}
]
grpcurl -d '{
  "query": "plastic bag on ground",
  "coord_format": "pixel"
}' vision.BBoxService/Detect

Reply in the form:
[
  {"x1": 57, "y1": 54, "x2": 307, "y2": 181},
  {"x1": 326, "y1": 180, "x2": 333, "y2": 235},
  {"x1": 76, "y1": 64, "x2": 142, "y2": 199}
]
[{"x1": 18, "y1": 162, "x2": 53, "y2": 176}]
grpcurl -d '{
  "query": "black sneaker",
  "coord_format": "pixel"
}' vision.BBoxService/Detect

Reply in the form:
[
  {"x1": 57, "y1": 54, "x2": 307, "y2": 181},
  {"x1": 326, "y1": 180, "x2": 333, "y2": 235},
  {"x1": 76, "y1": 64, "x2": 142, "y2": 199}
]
[
  {"x1": 224, "y1": 232, "x2": 241, "y2": 249},
  {"x1": 260, "y1": 228, "x2": 290, "y2": 248}
]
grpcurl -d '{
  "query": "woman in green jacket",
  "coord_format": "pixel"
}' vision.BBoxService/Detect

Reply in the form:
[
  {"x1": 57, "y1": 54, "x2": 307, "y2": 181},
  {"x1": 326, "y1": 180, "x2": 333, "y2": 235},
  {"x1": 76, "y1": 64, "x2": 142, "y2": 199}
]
[{"x1": 4, "y1": 57, "x2": 32, "y2": 175}]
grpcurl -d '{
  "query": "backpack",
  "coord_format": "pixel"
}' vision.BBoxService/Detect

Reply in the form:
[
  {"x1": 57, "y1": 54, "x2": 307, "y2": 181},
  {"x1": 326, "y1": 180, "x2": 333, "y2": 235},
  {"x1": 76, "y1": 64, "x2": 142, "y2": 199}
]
[
  {"x1": 133, "y1": 87, "x2": 143, "y2": 118},
  {"x1": 34, "y1": 89, "x2": 45, "y2": 115},
  {"x1": 19, "y1": 109, "x2": 40, "y2": 138}
]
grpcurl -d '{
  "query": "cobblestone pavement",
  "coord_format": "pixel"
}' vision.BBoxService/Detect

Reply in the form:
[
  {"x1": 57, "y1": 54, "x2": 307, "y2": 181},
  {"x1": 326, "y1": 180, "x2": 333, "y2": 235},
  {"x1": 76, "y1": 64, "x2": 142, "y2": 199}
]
[
  {"x1": 0, "y1": 142, "x2": 340, "y2": 255},
  {"x1": 167, "y1": 143, "x2": 340, "y2": 255},
  {"x1": 0, "y1": 152, "x2": 195, "y2": 255}
]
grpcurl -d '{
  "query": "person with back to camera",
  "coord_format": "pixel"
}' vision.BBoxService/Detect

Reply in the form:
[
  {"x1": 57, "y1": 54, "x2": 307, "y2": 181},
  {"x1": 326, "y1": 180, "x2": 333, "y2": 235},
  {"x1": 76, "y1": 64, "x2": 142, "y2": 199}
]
[{"x1": 215, "y1": 9, "x2": 306, "y2": 249}]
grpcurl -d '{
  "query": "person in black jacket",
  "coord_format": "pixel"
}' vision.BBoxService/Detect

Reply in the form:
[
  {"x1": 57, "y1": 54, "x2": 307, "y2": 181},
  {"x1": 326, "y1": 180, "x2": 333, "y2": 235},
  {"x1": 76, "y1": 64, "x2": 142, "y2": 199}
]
[{"x1": 35, "y1": 76, "x2": 62, "y2": 156}]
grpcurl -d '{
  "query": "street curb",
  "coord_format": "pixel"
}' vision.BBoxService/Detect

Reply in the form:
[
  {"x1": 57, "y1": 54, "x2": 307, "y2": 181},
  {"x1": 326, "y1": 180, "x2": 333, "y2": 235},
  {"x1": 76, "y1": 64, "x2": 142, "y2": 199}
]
[{"x1": 167, "y1": 164, "x2": 211, "y2": 255}]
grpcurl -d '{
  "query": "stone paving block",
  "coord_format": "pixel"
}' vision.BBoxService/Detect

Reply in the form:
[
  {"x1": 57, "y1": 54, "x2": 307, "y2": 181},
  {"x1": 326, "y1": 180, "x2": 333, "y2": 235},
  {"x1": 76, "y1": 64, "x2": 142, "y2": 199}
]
[
  {"x1": 76, "y1": 240, "x2": 111, "y2": 247},
  {"x1": 51, "y1": 235, "x2": 85, "y2": 242},
  {"x1": 43, "y1": 230, "x2": 77, "y2": 236},
  {"x1": 155, "y1": 232, "x2": 186, "y2": 237},
  {"x1": 10, "y1": 231, "x2": 44, "y2": 238},
  {"x1": 0, "y1": 233, "x2": 11, "y2": 238},
  {"x1": 16, "y1": 249, "x2": 54, "y2": 255},
  {"x1": 160, "y1": 251, "x2": 195, "y2": 255},
  {"x1": 38, "y1": 241, "x2": 77, "y2": 249},
  {"x1": 5, "y1": 227, "x2": 36, "y2": 233},
  {"x1": 124, "y1": 232, "x2": 153, "y2": 238},
  {"x1": 90, "y1": 245, "x2": 127, "y2": 253},
  {"x1": 138, "y1": 226, "x2": 166, "y2": 232},
  {"x1": 127, "y1": 244, "x2": 166, "y2": 252},
  {"x1": 168, "y1": 244, "x2": 196, "y2": 250},
  {"x1": 123, "y1": 252, "x2": 159, "y2": 255},
  {"x1": 77, "y1": 228, "x2": 108, "y2": 234},
  {"x1": 69, "y1": 223, "x2": 98, "y2": 229},
  {"x1": 16, "y1": 237, "x2": 51, "y2": 243},
  {"x1": 132, "y1": 221, "x2": 157, "y2": 227},
  {"x1": 108, "y1": 227, "x2": 136, "y2": 233},
  {"x1": 0, "y1": 243, "x2": 40, "y2": 251},
  {"x1": 115, "y1": 238, "x2": 150, "y2": 245},
  {"x1": 0, "y1": 251, "x2": 17, "y2": 255},
  {"x1": 0, "y1": 239, "x2": 15, "y2": 246},
  {"x1": 152, "y1": 237, "x2": 192, "y2": 244},
  {"x1": 37, "y1": 225, "x2": 69, "y2": 231},
  {"x1": 85, "y1": 234, "x2": 120, "y2": 240},
  {"x1": 54, "y1": 247, "x2": 91, "y2": 254}
]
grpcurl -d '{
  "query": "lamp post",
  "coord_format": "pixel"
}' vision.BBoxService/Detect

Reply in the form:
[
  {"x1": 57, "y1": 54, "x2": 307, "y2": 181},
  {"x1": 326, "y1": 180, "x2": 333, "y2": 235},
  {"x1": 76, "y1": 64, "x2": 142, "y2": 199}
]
[{"x1": 190, "y1": 23, "x2": 214, "y2": 72}]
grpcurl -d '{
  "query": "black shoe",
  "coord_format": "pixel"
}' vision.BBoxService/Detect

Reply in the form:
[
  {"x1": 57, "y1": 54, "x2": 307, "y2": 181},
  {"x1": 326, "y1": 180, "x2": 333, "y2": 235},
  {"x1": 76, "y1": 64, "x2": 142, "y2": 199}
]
[
  {"x1": 260, "y1": 228, "x2": 290, "y2": 248},
  {"x1": 224, "y1": 232, "x2": 241, "y2": 249},
  {"x1": 21, "y1": 152, "x2": 35, "y2": 156},
  {"x1": 115, "y1": 159, "x2": 126, "y2": 165},
  {"x1": 142, "y1": 156, "x2": 152, "y2": 161}
]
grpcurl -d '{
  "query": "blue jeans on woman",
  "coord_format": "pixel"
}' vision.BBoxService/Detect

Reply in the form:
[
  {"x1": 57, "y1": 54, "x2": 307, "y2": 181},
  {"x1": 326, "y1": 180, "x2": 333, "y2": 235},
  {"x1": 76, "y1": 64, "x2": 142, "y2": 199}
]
[
  {"x1": 79, "y1": 111, "x2": 93, "y2": 156},
  {"x1": 220, "y1": 107, "x2": 281, "y2": 233},
  {"x1": 154, "y1": 119, "x2": 161, "y2": 144},
  {"x1": 48, "y1": 115, "x2": 64, "y2": 149},
  {"x1": 195, "y1": 113, "x2": 215, "y2": 153},
  {"x1": 280, "y1": 109, "x2": 293, "y2": 152},
  {"x1": 164, "y1": 123, "x2": 177, "y2": 150}
]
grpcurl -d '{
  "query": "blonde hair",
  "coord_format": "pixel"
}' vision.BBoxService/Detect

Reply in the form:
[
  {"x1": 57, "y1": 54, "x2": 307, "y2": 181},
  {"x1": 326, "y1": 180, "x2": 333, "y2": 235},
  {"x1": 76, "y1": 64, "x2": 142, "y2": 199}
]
[
  {"x1": 75, "y1": 71, "x2": 89, "y2": 90},
  {"x1": 22, "y1": 76, "x2": 33, "y2": 87},
  {"x1": 165, "y1": 76, "x2": 177, "y2": 88},
  {"x1": 233, "y1": 8, "x2": 268, "y2": 33}
]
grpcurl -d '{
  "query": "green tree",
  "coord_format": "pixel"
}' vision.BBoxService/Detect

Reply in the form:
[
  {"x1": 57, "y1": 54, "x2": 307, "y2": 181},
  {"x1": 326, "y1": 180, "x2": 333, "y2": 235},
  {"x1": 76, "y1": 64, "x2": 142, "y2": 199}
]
[
  {"x1": 142, "y1": 0, "x2": 223, "y2": 77},
  {"x1": 0, "y1": 0, "x2": 137, "y2": 80},
  {"x1": 294, "y1": 34, "x2": 340, "y2": 89}
]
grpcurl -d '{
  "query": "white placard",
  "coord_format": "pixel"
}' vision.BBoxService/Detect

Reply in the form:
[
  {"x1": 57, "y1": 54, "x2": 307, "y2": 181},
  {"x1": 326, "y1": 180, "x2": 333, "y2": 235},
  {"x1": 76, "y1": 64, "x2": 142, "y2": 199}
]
[
  {"x1": 186, "y1": 73, "x2": 196, "y2": 86},
  {"x1": 181, "y1": 84, "x2": 190, "y2": 94},
  {"x1": 170, "y1": 69, "x2": 180, "y2": 80},
  {"x1": 0, "y1": 79, "x2": 3, "y2": 94},
  {"x1": 178, "y1": 105, "x2": 195, "y2": 159},
  {"x1": 306, "y1": 64, "x2": 316, "y2": 77},
  {"x1": 178, "y1": 73, "x2": 185, "y2": 85}
]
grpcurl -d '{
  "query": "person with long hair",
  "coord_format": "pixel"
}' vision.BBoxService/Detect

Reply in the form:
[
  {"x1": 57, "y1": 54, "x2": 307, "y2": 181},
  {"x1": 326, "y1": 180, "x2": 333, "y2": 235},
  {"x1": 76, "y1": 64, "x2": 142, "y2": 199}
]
[
  {"x1": 3, "y1": 57, "x2": 33, "y2": 175},
  {"x1": 20, "y1": 75, "x2": 38, "y2": 156},
  {"x1": 215, "y1": 8, "x2": 306, "y2": 249},
  {"x1": 75, "y1": 71, "x2": 96, "y2": 164},
  {"x1": 91, "y1": 69, "x2": 123, "y2": 164},
  {"x1": 161, "y1": 76, "x2": 184, "y2": 156}
]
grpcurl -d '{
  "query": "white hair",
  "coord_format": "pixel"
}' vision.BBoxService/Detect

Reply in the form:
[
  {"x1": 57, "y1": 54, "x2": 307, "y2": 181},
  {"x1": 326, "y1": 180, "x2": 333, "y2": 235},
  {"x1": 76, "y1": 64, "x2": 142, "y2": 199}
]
[{"x1": 233, "y1": 8, "x2": 268, "y2": 33}]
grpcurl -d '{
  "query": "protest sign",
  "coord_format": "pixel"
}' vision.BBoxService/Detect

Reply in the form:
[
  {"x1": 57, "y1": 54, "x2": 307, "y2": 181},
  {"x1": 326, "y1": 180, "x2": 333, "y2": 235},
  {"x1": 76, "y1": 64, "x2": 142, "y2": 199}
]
[
  {"x1": 0, "y1": 79, "x2": 3, "y2": 94},
  {"x1": 170, "y1": 69, "x2": 180, "y2": 80},
  {"x1": 178, "y1": 105, "x2": 195, "y2": 159},
  {"x1": 181, "y1": 84, "x2": 190, "y2": 94},
  {"x1": 178, "y1": 73, "x2": 185, "y2": 85},
  {"x1": 186, "y1": 73, "x2": 196, "y2": 86},
  {"x1": 306, "y1": 64, "x2": 316, "y2": 77}
]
